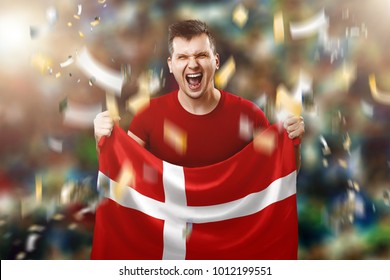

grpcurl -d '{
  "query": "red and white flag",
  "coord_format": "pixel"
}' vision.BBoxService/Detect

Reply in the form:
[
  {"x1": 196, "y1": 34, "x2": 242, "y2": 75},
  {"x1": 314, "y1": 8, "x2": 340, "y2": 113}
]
[{"x1": 91, "y1": 124, "x2": 298, "y2": 260}]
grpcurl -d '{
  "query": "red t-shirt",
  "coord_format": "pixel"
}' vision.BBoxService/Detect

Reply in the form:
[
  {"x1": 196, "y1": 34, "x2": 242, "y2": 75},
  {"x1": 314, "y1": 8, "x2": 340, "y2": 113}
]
[{"x1": 129, "y1": 90, "x2": 270, "y2": 167}]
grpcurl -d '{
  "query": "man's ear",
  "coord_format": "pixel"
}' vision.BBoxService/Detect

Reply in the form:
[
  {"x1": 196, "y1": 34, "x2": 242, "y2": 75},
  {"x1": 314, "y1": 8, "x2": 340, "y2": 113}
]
[
  {"x1": 215, "y1": 53, "x2": 220, "y2": 70},
  {"x1": 167, "y1": 57, "x2": 172, "y2": 73}
]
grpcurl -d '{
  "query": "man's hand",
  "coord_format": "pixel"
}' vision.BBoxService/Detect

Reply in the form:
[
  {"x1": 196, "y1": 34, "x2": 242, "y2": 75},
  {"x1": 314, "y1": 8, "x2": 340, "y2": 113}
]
[
  {"x1": 283, "y1": 115, "x2": 305, "y2": 140},
  {"x1": 94, "y1": 110, "x2": 115, "y2": 143}
]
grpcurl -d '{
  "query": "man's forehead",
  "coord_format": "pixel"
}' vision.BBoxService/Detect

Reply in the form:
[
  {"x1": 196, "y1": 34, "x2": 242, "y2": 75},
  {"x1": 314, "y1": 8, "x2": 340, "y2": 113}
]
[{"x1": 172, "y1": 34, "x2": 212, "y2": 54}]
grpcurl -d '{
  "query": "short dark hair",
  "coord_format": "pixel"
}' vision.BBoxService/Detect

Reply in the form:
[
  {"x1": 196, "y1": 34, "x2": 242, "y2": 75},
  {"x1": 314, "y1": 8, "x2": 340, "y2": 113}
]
[{"x1": 168, "y1": 19, "x2": 216, "y2": 55}]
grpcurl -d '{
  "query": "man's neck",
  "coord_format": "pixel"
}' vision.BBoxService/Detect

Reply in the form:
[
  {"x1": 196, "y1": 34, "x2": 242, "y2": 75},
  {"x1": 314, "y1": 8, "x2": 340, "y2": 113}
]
[{"x1": 178, "y1": 88, "x2": 221, "y2": 115}]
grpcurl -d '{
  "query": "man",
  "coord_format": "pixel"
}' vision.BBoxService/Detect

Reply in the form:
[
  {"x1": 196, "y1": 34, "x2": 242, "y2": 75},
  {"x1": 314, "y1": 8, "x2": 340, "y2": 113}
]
[{"x1": 94, "y1": 19, "x2": 304, "y2": 168}]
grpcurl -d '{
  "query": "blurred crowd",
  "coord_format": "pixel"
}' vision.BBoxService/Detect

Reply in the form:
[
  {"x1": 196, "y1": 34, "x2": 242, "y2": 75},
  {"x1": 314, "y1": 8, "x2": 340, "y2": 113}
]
[{"x1": 0, "y1": 0, "x2": 389, "y2": 260}]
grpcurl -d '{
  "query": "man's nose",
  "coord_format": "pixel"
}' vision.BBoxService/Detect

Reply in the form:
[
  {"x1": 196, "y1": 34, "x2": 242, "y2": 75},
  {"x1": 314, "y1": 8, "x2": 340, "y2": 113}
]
[{"x1": 188, "y1": 56, "x2": 199, "y2": 68}]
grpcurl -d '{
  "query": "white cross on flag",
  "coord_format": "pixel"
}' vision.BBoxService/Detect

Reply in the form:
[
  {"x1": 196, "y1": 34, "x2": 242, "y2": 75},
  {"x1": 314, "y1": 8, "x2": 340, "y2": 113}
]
[{"x1": 91, "y1": 124, "x2": 298, "y2": 259}]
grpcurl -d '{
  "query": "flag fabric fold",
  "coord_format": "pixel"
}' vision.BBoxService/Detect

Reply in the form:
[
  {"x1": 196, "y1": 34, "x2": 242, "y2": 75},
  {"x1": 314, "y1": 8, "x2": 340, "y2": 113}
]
[{"x1": 91, "y1": 124, "x2": 298, "y2": 260}]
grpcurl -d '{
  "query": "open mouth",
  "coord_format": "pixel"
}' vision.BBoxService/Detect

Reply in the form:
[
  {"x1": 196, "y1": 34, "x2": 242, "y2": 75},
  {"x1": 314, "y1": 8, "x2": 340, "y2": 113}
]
[{"x1": 186, "y1": 73, "x2": 203, "y2": 90}]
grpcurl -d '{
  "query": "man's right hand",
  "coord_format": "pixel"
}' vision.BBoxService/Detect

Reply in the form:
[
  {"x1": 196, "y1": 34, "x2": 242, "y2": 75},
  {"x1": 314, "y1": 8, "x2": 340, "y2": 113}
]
[{"x1": 94, "y1": 110, "x2": 115, "y2": 143}]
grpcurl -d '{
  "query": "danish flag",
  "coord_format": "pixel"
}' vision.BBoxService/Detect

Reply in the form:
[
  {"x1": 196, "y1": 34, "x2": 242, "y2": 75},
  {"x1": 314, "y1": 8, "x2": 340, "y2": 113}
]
[{"x1": 91, "y1": 124, "x2": 298, "y2": 260}]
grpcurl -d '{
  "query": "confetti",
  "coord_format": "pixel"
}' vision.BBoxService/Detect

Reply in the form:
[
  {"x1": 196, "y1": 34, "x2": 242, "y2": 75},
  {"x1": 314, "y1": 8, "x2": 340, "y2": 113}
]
[
  {"x1": 29, "y1": 6, "x2": 58, "y2": 39},
  {"x1": 126, "y1": 71, "x2": 153, "y2": 114},
  {"x1": 46, "y1": 6, "x2": 59, "y2": 27},
  {"x1": 164, "y1": 120, "x2": 187, "y2": 155},
  {"x1": 383, "y1": 190, "x2": 390, "y2": 206},
  {"x1": 239, "y1": 114, "x2": 253, "y2": 141},
  {"x1": 63, "y1": 100, "x2": 102, "y2": 128},
  {"x1": 91, "y1": 17, "x2": 101, "y2": 27},
  {"x1": 275, "y1": 84, "x2": 302, "y2": 121},
  {"x1": 59, "y1": 98, "x2": 68, "y2": 112},
  {"x1": 273, "y1": 11, "x2": 285, "y2": 44},
  {"x1": 289, "y1": 9, "x2": 329, "y2": 41},
  {"x1": 48, "y1": 137, "x2": 63, "y2": 153},
  {"x1": 232, "y1": 3, "x2": 248, "y2": 28},
  {"x1": 26, "y1": 233, "x2": 40, "y2": 252},
  {"x1": 106, "y1": 91, "x2": 120, "y2": 122},
  {"x1": 60, "y1": 56, "x2": 74, "y2": 68},
  {"x1": 52, "y1": 213, "x2": 65, "y2": 221},
  {"x1": 126, "y1": 95, "x2": 150, "y2": 115},
  {"x1": 35, "y1": 174, "x2": 42, "y2": 203},
  {"x1": 121, "y1": 63, "x2": 132, "y2": 82},
  {"x1": 343, "y1": 133, "x2": 351, "y2": 152},
  {"x1": 30, "y1": 53, "x2": 53, "y2": 74},
  {"x1": 113, "y1": 161, "x2": 134, "y2": 200},
  {"x1": 319, "y1": 135, "x2": 331, "y2": 155},
  {"x1": 215, "y1": 56, "x2": 235, "y2": 89},
  {"x1": 77, "y1": 47, "x2": 124, "y2": 94},
  {"x1": 28, "y1": 224, "x2": 45, "y2": 233},
  {"x1": 368, "y1": 74, "x2": 390, "y2": 105},
  {"x1": 143, "y1": 163, "x2": 158, "y2": 183},
  {"x1": 77, "y1": 4, "x2": 83, "y2": 16},
  {"x1": 253, "y1": 129, "x2": 277, "y2": 155}
]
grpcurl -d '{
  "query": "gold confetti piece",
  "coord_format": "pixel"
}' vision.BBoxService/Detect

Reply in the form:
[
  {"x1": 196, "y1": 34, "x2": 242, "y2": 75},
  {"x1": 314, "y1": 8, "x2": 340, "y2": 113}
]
[
  {"x1": 289, "y1": 9, "x2": 329, "y2": 40},
  {"x1": 106, "y1": 91, "x2": 120, "y2": 123},
  {"x1": 98, "y1": 0, "x2": 106, "y2": 3},
  {"x1": 126, "y1": 95, "x2": 150, "y2": 114},
  {"x1": 52, "y1": 213, "x2": 65, "y2": 221},
  {"x1": 338, "y1": 159, "x2": 348, "y2": 169},
  {"x1": 253, "y1": 129, "x2": 276, "y2": 155},
  {"x1": 164, "y1": 119, "x2": 187, "y2": 155},
  {"x1": 28, "y1": 225, "x2": 45, "y2": 232},
  {"x1": 369, "y1": 74, "x2": 390, "y2": 105},
  {"x1": 232, "y1": 3, "x2": 248, "y2": 28},
  {"x1": 79, "y1": 31, "x2": 84, "y2": 38},
  {"x1": 16, "y1": 252, "x2": 26, "y2": 260},
  {"x1": 273, "y1": 11, "x2": 285, "y2": 44},
  {"x1": 343, "y1": 133, "x2": 351, "y2": 152},
  {"x1": 30, "y1": 53, "x2": 53, "y2": 74},
  {"x1": 74, "y1": 15, "x2": 81, "y2": 20},
  {"x1": 323, "y1": 158, "x2": 329, "y2": 167},
  {"x1": 67, "y1": 22, "x2": 72, "y2": 27},
  {"x1": 55, "y1": 72, "x2": 61, "y2": 78},
  {"x1": 113, "y1": 161, "x2": 134, "y2": 200},
  {"x1": 60, "y1": 56, "x2": 74, "y2": 68},
  {"x1": 68, "y1": 223, "x2": 78, "y2": 230},
  {"x1": 275, "y1": 84, "x2": 302, "y2": 117},
  {"x1": 215, "y1": 56, "x2": 235, "y2": 89},
  {"x1": 91, "y1": 17, "x2": 100, "y2": 27},
  {"x1": 35, "y1": 174, "x2": 42, "y2": 203}
]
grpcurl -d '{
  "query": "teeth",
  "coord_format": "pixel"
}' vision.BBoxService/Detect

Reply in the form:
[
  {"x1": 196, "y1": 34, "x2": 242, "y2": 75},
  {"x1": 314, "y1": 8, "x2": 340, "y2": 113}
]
[{"x1": 187, "y1": 73, "x2": 202, "y2": 78}]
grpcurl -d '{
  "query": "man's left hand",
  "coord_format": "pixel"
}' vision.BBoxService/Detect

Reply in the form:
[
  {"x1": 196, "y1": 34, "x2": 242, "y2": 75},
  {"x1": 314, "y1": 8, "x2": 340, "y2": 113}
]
[{"x1": 283, "y1": 115, "x2": 305, "y2": 140}]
